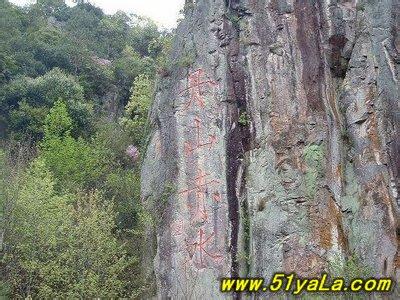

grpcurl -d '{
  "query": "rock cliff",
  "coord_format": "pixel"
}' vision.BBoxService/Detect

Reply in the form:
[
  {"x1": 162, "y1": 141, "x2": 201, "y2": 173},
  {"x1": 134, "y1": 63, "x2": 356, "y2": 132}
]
[{"x1": 141, "y1": 0, "x2": 399, "y2": 298}]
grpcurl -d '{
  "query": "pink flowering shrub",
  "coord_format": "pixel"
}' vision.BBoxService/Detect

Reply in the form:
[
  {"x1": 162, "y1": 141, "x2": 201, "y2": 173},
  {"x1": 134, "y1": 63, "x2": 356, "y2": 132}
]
[{"x1": 126, "y1": 145, "x2": 139, "y2": 162}]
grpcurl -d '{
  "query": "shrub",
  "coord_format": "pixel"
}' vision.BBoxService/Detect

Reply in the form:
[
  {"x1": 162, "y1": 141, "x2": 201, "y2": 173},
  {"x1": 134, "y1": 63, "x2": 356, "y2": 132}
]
[
  {"x1": 120, "y1": 74, "x2": 153, "y2": 148},
  {"x1": 3, "y1": 160, "x2": 136, "y2": 298}
]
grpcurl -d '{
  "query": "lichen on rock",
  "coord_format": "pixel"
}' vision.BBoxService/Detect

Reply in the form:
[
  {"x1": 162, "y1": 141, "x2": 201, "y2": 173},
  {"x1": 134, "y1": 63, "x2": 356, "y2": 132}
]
[{"x1": 303, "y1": 144, "x2": 325, "y2": 199}]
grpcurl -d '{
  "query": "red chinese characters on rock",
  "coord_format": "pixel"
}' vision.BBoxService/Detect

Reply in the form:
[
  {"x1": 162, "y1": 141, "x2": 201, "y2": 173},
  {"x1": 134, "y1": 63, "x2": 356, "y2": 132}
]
[
  {"x1": 178, "y1": 69, "x2": 218, "y2": 111},
  {"x1": 186, "y1": 228, "x2": 223, "y2": 269},
  {"x1": 179, "y1": 169, "x2": 220, "y2": 223},
  {"x1": 175, "y1": 69, "x2": 224, "y2": 270},
  {"x1": 184, "y1": 117, "x2": 217, "y2": 157}
]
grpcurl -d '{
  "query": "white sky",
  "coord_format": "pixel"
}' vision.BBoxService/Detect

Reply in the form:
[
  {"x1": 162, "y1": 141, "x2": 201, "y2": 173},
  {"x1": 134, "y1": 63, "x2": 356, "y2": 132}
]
[{"x1": 9, "y1": 0, "x2": 185, "y2": 29}]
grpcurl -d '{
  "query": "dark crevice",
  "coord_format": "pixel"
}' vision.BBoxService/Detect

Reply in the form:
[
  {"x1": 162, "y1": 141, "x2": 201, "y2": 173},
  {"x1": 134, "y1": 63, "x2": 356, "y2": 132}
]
[
  {"x1": 241, "y1": 180, "x2": 251, "y2": 276},
  {"x1": 329, "y1": 34, "x2": 350, "y2": 78},
  {"x1": 224, "y1": 1, "x2": 254, "y2": 288}
]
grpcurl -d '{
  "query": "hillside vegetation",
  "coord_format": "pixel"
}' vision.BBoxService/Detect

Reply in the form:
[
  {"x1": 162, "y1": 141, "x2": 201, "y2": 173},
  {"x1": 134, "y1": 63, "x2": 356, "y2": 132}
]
[{"x1": 0, "y1": 0, "x2": 171, "y2": 297}]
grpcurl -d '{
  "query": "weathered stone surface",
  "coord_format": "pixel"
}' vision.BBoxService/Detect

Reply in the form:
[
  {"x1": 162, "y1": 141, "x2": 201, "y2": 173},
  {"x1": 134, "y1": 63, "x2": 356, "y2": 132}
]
[{"x1": 141, "y1": 0, "x2": 399, "y2": 298}]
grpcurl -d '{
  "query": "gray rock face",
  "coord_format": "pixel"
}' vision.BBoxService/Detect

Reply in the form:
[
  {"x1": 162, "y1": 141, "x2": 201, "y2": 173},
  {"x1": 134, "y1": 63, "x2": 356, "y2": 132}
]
[{"x1": 141, "y1": 0, "x2": 399, "y2": 298}]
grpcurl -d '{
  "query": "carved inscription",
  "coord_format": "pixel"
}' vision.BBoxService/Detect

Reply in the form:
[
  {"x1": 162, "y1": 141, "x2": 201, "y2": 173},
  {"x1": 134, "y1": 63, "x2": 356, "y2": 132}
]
[
  {"x1": 178, "y1": 69, "x2": 218, "y2": 111},
  {"x1": 175, "y1": 69, "x2": 223, "y2": 269}
]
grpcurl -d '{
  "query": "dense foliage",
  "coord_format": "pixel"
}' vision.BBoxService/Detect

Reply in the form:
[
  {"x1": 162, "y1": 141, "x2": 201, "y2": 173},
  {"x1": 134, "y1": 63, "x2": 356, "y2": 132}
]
[{"x1": 0, "y1": 0, "x2": 172, "y2": 297}]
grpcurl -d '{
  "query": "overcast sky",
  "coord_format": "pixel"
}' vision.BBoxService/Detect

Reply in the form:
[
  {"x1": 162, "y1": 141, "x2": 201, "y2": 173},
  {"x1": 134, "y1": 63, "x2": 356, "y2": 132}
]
[{"x1": 9, "y1": 0, "x2": 185, "y2": 28}]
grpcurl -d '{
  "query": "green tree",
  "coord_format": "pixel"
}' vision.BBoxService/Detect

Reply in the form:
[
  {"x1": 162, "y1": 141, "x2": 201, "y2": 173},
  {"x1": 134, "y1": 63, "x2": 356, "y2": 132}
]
[
  {"x1": 1, "y1": 68, "x2": 91, "y2": 140},
  {"x1": 3, "y1": 159, "x2": 71, "y2": 297},
  {"x1": 62, "y1": 191, "x2": 136, "y2": 298},
  {"x1": 29, "y1": 26, "x2": 76, "y2": 71},
  {"x1": 41, "y1": 101, "x2": 103, "y2": 192},
  {"x1": 150, "y1": 33, "x2": 173, "y2": 76},
  {"x1": 113, "y1": 46, "x2": 155, "y2": 104},
  {"x1": 30, "y1": 0, "x2": 69, "y2": 21},
  {"x1": 42, "y1": 135, "x2": 104, "y2": 191},
  {"x1": 0, "y1": 1, "x2": 37, "y2": 83},
  {"x1": 43, "y1": 100, "x2": 73, "y2": 138},
  {"x1": 120, "y1": 74, "x2": 153, "y2": 147},
  {"x1": 65, "y1": 2, "x2": 104, "y2": 55},
  {"x1": 98, "y1": 12, "x2": 130, "y2": 59},
  {"x1": 128, "y1": 16, "x2": 160, "y2": 57}
]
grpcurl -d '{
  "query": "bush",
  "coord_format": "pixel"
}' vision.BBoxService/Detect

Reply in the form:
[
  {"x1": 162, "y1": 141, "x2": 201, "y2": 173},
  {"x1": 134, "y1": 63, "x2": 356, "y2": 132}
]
[
  {"x1": 3, "y1": 159, "x2": 136, "y2": 298},
  {"x1": 1, "y1": 68, "x2": 92, "y2": 140},
  {"x1": 120, "y1": 74, "x2": 153, "y2": 147},
  {"x1": 40, "y1": 101, "x2": 103, "y2": 192}
]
